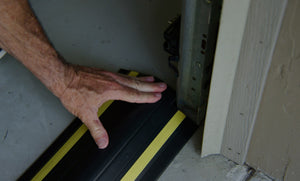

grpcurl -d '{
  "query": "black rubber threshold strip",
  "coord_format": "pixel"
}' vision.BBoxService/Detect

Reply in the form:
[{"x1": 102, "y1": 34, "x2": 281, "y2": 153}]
[{"x1": 18, "y1": 70, "x2": 198, "y2": 181}]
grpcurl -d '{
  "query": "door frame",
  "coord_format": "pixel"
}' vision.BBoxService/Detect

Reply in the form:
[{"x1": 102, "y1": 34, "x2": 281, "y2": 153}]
[{"x1": 201, "y1": 0, "x2": 287, "y2": 164}]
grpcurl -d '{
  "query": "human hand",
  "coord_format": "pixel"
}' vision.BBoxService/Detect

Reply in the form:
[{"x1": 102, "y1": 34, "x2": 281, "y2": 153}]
[
  {"x1": 0, "y1": 0, "x2": 166, "y2": 149},
  {"x1": 59, "y1": 65, "x2": 167, "y2": 149}
]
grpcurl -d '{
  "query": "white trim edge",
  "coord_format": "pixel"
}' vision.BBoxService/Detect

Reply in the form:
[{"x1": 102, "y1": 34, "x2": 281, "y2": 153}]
[{"x1": 201, "y1": 0, "x2": 251, "y2": 157}]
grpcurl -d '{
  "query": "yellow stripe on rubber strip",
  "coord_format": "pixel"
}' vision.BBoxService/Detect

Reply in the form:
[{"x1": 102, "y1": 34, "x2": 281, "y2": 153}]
[
  {"x1": 121, "y1": 110, "x2": 186, "y2": 181},
  {"x1": 32, "y1": 71, "x2": 138, "y2": 181}
]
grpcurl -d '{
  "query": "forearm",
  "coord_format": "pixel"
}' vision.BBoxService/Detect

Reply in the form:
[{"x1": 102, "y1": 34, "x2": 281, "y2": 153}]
[{"x1": 0, "y1": 0, "x2": 71, "y2": 97}]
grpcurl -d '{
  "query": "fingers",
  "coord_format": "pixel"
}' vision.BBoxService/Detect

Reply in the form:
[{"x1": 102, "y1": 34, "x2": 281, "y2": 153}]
[
  {"x1": 84, "y1": 118, "x2": 109, "y2": 149},
  {"x1": 114, "y1": 75, "x2": 167, "y2": 93},
  {"x1": 63, "y1": 67, "x2": 168, "y2": 149},
  {"x1": 137, "y1": 76, "x2": 155, "y2": 82},
  {"x1": 111, "y1": 86, "x2": 163, "y2": 103},
  {"x1": 75, "y1": 68, "x2": 167, "y2": 93}
]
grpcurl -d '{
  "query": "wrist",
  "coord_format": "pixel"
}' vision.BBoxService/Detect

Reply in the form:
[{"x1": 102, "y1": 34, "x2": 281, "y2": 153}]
[{"x1": 52, "y1": 62, "x2": 76, "y2": 99}]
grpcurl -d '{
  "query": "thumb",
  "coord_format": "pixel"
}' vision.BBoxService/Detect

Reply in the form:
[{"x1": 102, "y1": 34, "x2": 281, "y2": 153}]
[{"x1": 84, "y1": 118, "x2": 109, "y2": 149}]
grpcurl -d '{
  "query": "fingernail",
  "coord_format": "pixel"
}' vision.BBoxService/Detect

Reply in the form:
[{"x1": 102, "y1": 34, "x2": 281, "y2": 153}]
[
  {"x1": 146, "y1": 77, "x2": 154, "y2": 81},
  {"x1": 97, "y1": 138, "x2": 108, "y2": 149},
  {"x1": 155, "y1": 93, "x2": 161, "y2": 97},
  {"x1": 159, "y1": 83, "x2": 167, "y2": 88}
]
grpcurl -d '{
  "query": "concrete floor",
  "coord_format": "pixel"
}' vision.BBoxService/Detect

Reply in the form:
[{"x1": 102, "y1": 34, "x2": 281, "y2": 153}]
[
  {"x1": 0, "y1": 1, "x2": 272, "y2": 181},
  {"x1": 159, "y1": 128, "x2": 273, "y2": 181},
  {"x1": 158, "y1": 128, "x2": 241, "y2": 181}
]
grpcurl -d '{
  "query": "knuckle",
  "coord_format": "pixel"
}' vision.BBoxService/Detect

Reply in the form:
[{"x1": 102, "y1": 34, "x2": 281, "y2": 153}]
[
  {"x1": 133, "y1": 79, "x2": 141, "y2": 90},
  {"x1": 102, "y1": 71, "x2": 118, "y2": 79},
  {"x1": 105, "y1": 80, "x2": 122, "y2": 90}
]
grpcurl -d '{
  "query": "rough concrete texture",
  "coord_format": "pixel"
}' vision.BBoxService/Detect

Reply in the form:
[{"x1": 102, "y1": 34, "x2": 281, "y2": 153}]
[
  {"x1": 159, "y1": 153, "x2": 249, "y2": 181},
  {"x1": 0, "y1": 55, "x2": 74, "y2": 180},
  {"x1": 159, "y1": 127, "x2": 274, "y2": 181},
  {"x1": 159, "y1": 128, "x2": 248, "y2": 181},
  {"x1": 249, "y1": 172, "x2": 273, "y2": 181}
]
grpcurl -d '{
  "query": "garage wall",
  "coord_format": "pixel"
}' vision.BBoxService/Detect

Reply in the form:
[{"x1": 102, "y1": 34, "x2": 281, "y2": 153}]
[{"x1": 246, "y1": 0, "x2": 300, "y2": 180}]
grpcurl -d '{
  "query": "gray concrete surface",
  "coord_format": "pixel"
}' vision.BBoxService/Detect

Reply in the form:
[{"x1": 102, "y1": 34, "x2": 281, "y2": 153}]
[
  {"x1": 0, "y1": 55, "x2": 74, "y2": 180},
  {"x1": 160, "y1": 154, "x2": 243, "y2": 181},
  {"x1": 159, "y1": 128, "x2": 248, "y2": 181},
  {"x1": 159, "y1": 128, "x2": 273, "y2": 181}
]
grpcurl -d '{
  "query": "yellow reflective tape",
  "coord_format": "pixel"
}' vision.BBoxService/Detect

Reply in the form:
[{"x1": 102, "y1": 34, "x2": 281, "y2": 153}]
[
  {"x1": 97, "y1": 100, "x2": 114, "y2": 117},
  {"x1": 31, "y1": 124, "x2": 88, "y2": 181},
  {"x1": 128, "y1": 71, "x2": 139, "y2": 77},
  {"x1": 32, "y1": 71, "x2": 138, "y2": 181},
  {"x1": 121, "y1": 110, "x2": 186, "y2": 181}
]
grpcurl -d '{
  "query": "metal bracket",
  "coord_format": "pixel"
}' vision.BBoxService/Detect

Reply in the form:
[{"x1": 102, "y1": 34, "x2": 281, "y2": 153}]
[{"x1": 177, "y1": 0, "x2": 222, "y2": 124}]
